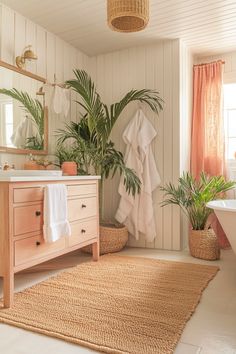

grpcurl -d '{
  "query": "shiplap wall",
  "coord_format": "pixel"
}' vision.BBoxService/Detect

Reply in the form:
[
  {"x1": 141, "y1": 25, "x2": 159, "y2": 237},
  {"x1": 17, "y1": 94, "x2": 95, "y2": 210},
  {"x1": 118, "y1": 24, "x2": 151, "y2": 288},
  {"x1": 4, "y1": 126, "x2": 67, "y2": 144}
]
[
  {"x1": 180, "y1": 43, "x2": 193, "y2": 249},
  {"x1": 91, "y1": 40, "x2": 183, "y2": 250},
  {"x1": 0, "y1": 3, "x2": 89, "y2": 167}
]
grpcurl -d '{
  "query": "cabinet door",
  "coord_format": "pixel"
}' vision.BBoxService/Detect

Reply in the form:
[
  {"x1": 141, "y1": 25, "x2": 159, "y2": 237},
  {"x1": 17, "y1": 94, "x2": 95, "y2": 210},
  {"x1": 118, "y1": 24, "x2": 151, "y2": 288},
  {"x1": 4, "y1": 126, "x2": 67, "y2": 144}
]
[
  {"x1": 68, "y1": 218, "x2": 98, "y2": 247},
  {"x1": 14, "y1": 234, "x2": 65, "y2": 266},
  {"x1": 14, "y1": 204, "x2": 43, "y2": 236},
  {"x1": 68, "y1": 197, "x2": 97, "y2": 222}
]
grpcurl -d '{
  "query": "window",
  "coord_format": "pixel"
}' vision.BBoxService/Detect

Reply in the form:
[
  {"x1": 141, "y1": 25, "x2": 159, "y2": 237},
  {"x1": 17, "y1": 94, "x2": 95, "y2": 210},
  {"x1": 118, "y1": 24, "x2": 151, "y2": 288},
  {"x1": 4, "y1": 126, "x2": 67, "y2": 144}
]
[
  {"x1": 0, "y1": 98, "x2": 13, "y2": 147},
  {"x1": 4, "y1": 103, "x2": 13, "y2": 146},
  {"x1": 224, "y1": 83, "x2": 236, "y2": 160}
]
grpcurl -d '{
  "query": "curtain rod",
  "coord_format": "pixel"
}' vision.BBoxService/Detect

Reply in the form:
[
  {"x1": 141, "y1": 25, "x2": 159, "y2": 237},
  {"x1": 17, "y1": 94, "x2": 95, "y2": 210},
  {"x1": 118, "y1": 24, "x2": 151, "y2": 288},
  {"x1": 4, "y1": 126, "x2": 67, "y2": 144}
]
[{"x1": 194, "y1": 60, "x2": 225, "y2": 67}]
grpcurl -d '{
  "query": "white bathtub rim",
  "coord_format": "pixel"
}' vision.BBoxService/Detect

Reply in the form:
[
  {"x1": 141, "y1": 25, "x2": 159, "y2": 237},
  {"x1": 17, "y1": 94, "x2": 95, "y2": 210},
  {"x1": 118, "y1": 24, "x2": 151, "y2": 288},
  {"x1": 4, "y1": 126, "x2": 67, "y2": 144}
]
[{"x1": 207, "y1": 199, "x2": 236, "y2": 212}]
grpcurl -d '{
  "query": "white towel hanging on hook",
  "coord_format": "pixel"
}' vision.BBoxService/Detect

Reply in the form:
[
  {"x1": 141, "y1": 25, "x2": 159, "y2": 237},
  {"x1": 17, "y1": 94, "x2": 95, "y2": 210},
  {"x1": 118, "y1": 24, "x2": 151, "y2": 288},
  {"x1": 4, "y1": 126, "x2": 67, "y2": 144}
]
[
  {"x1": 115, "y1": 108, "x2": 161, "y2": 242},
  {"x1": 52, "y1": 74, "x2": 70, "y2": 117}
]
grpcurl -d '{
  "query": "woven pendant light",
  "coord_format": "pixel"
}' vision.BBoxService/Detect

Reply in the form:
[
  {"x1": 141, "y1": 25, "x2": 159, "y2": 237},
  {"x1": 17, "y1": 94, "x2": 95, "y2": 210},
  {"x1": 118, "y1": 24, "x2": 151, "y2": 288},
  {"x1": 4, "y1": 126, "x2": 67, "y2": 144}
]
[{"x1": 107, "y1": 0, "x2": 149, "y2": 33}]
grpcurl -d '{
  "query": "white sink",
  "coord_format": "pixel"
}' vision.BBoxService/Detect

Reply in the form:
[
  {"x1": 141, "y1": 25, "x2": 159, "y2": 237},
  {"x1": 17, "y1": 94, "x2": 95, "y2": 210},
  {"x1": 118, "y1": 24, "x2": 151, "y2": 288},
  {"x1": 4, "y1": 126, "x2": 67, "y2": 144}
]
[{"x1": 0, "y1": 170, "x2": 62, "y2": 177}]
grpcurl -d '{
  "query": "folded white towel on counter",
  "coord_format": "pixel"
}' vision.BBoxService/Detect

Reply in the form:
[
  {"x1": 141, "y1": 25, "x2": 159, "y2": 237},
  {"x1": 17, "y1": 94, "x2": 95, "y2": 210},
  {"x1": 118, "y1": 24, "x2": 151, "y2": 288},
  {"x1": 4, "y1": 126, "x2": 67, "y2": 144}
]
[{"x1": 43, "y1": 184, "x2": 71, "y2": 243}]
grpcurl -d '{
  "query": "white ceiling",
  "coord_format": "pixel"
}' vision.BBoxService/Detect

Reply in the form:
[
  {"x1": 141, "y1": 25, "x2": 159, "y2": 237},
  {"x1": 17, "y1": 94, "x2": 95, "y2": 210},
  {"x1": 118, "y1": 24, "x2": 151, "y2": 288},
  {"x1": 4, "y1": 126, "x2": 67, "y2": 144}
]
[{"x1": 1, "y1": 0, "x2": 236, "y2": 56}]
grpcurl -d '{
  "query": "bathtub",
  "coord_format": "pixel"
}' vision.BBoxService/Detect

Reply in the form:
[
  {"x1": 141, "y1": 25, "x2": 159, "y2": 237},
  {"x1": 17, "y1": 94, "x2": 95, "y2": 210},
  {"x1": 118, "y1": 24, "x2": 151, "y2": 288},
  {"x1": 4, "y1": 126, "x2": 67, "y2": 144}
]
[{"x1": 207, "y1": 200, "x2": 236, "y2": 255}]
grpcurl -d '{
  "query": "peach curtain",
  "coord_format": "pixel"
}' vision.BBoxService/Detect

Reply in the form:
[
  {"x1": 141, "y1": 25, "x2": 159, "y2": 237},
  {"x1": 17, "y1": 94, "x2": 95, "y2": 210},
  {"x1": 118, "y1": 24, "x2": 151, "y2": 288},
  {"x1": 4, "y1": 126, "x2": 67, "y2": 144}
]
[{"x1": 191, "y1": 60, "x2": 230, "y2": 248}]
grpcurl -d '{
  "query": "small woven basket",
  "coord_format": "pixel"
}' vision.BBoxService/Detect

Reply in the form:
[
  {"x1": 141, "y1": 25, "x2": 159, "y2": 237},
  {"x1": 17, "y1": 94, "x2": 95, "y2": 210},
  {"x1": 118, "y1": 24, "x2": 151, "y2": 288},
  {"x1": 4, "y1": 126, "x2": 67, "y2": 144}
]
[
  {"x1": 82, "y1": 224, "x2": 128, "y2": 255},
  {"x1": 189, "y1": 228, "x2": 220, "y2": 261}
]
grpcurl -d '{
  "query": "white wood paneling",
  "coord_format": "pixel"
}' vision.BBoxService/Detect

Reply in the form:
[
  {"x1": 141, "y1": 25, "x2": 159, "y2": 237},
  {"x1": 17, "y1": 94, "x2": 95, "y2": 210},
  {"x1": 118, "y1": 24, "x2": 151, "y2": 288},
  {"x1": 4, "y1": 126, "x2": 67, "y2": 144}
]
[
  {"x1": 14, "y1": 13, "x2": 26, "y2": 61},
  {"x1": 0, "y1": 5, "x2": 14, "y2": 64},
  {"x1": 0, "y1": 3, "x2": 91, "y2": 166},
  {"x1": 36, "y1": 26, "x2": 46, "y2": 78},
  {"x1": 94, "y1": 40, "x2": 182, "y2": 250},
  {"x1": 1, "y1": 0, "x2": 236, "y2": 56},
  {"x1": 180, "y1": 42, "x2": 194, "y2": 249}
]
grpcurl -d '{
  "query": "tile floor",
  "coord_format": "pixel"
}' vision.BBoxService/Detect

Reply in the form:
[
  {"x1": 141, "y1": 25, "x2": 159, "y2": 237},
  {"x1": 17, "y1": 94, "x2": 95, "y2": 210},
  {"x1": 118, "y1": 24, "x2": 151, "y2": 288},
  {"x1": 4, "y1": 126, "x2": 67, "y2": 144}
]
[{"x1": 0, "y1": 247, "x2": 236, "y2": 354}]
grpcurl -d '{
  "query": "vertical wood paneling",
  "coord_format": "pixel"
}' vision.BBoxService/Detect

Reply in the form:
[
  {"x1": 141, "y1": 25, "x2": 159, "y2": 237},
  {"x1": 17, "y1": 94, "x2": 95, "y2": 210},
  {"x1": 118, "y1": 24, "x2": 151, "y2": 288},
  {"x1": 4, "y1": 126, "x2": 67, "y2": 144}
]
[
  {"x1": 68, "y1": 45, "x2": 77, "y2": 122},
  {"x1": 144, "y1": 45, "x2": 160, "y2": 249},
  {"x1": 36, "y1": 26, "x2": 46, "y2": 77},
  {"x1": 46, "y1": 31, "x2": 56, "y2": 82},
  {"x1": 25, "y1": 20, "x2": 36, "y2": 73},
  {"x1": 94, "y1": 41, "x2": 182, "y2": 250},
  {"x1": 180, "y1": 42, "x2": 193, "y2": 250},
  {"x1": 162, "y1": 41, "x2": 173, "y2": 250},
  {"x1": 172, "y1": 40, "x2": 181, "y2": 250},
  {"x1": 14, "y1": 13, "x2": 26, "y2": 61},
  {"x1": 55, "y1": 37, "x2": 64, "y2": 83},
  {"x1": 154, "y1": 43, "x2": 164, "y2": 250},
  {"x1": 0, "y1": 5, "x2": 14, "y2": 64}
]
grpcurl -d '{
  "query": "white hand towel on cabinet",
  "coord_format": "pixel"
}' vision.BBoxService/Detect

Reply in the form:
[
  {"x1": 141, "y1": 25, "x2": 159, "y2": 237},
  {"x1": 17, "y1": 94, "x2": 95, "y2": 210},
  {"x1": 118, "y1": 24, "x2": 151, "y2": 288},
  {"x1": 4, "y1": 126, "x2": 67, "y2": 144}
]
[
  {"x1": 43, "y1": 184, "x2": 71, "y2": 243},
  {"x1": 115, "y1": 109, "x2": 161, "y2": 242}
]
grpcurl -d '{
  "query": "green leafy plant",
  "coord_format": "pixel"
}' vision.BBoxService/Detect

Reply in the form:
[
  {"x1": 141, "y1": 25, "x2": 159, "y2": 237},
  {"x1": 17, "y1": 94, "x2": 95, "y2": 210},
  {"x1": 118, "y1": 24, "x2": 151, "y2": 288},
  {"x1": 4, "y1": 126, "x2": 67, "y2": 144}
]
[
  {"x1": 57, "y1": 69, "x2": 164, "y2": 219},
  {"x1": 161, "y1": 172, "x2": 236, "y2": 230},
  {"x1": 55, "y1": 145, "x2": 80, "y2": 166},
  {"x1": 0, "y1": 88, "x2": 44, "y2": 149}
]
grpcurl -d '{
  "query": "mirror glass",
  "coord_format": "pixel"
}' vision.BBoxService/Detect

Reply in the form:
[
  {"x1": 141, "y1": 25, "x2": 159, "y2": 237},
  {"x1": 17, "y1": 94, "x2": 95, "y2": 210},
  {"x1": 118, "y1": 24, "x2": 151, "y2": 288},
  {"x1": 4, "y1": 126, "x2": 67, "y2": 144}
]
[{"x1": 0, "y1": 63, "x2": 47, "y2": 154}]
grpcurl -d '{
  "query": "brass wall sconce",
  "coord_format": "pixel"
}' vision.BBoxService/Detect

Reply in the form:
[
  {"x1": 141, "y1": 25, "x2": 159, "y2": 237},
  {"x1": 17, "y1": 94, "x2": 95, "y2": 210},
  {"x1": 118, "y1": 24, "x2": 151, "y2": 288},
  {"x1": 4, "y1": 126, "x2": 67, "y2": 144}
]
[{"x1": 16, "y1": 45, "x2": 38, "y2": 69}]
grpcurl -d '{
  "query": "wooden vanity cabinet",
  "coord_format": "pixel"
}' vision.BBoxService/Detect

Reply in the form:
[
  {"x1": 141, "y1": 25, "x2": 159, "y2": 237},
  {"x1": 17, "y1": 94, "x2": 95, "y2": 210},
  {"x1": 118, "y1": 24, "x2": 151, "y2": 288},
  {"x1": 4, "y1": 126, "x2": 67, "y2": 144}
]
[{"x1": 0, "y1": 178, "x2": 100, "y2": 308}]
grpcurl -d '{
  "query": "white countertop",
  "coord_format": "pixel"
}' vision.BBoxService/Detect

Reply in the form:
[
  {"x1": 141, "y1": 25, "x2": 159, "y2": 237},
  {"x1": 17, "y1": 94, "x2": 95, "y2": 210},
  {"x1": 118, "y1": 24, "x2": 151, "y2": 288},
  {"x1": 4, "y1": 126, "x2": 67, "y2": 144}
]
[{"x1": 0, "y1": 175, "x2": 101, "y2": 182}]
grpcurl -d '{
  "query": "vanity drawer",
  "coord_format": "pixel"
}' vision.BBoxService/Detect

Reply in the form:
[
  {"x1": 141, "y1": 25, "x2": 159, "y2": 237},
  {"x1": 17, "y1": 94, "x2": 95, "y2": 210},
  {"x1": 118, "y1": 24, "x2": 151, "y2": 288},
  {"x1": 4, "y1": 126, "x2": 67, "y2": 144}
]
[
  {"x1": 68, "y1": 197, "x2": 97, "y2": 222},
  {"x1": 67, "y1": 183, "x2": 97, "y2": 197},
  {"x1": 14, "y1": 187, "x2": 44, "y2": 203},
  {"x1": 14, "y1": 235, "x2": 65, "y2": 266},
  {"x1": 68, "y1": 218, "x2": 98, "y2": 247},
  {"x1": 14, "y1": 204, "x2": 43, "y2": 236}
]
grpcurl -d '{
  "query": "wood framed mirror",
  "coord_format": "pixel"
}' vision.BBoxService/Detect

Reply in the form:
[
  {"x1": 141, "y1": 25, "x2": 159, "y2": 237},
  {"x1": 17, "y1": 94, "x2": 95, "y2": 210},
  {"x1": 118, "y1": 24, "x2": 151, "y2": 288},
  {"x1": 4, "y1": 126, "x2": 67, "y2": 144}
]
[{"x1": 0, "y1": 60, "x2": 48, "y2": 155}]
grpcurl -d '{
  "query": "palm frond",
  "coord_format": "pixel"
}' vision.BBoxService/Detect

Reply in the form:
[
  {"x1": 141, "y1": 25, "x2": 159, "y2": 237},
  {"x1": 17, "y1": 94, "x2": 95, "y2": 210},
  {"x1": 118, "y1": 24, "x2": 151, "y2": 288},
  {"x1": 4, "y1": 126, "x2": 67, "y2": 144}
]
[
  {"x1": 102, "y1": 141, "x2": 141, "y2": 196},
  {"x1": 105, "y1": 89, "x2": 164, "y2": 134},
  {"x1": 66, "y1": 70, "x2": 107, "y2": 139},
  {"x1": 161, "y1": 172, "x2": 236, "y2": 230},
  {"x1": 0, "y1": 88, "x2": 44, "y2": 137}
]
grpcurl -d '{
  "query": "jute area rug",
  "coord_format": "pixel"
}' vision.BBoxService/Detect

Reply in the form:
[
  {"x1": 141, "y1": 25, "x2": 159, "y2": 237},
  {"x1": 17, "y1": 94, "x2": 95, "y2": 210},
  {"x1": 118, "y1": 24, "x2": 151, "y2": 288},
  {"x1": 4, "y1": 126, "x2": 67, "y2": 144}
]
[{"x1": 0, "y1": 255, "x2": 219, "y2": 354}]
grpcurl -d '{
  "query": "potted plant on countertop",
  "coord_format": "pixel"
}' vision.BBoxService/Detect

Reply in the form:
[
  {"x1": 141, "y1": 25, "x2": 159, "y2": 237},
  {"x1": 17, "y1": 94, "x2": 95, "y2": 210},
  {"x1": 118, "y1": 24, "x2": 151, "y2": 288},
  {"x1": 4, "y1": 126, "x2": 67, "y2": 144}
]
[
  {"x1": 55, "y1": 145, "x2": 82, "y2": 176},
  {"x1": 161, "y1": 172, "x2": 235, "y2": 260},
  {"x1": 56, "y1": 69, "x2": 164, "y2": 254}
]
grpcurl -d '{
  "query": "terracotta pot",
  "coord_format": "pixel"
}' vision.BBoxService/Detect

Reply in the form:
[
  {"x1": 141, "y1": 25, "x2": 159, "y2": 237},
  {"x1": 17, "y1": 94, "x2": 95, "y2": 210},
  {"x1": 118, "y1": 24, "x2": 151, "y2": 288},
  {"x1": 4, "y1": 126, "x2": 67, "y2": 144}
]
[
  {"x1": 61, "y1": 161, "x2": 77, "y2": 176},
  {"x1": 24, "y1": 161, "x2": 45, "y2": 170}
]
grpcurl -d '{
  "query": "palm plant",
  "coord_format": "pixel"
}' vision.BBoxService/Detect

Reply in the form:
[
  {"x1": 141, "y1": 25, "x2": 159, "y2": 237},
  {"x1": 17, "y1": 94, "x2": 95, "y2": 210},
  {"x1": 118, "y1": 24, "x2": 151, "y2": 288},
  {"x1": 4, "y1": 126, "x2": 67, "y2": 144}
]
[
  {"x1": 0, "y1": 88, "x2": 44, "y2": 149},
  {"x1": 161, "y1": 172, "x2": 235, "y2": 230},
  {"x1": 57, "y1": 69, "x2": 164, "y2": 219}
]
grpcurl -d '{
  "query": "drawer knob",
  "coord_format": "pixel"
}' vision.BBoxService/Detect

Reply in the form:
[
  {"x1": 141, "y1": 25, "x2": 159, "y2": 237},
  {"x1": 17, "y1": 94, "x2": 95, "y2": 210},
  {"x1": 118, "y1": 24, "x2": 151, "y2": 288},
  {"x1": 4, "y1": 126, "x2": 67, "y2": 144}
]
[
  {"x1": 81, "y1": 204, "x2": 86, "y2": 208},
  {"x1": 36, "y1": 241, "x2": 41, "y2": 246},
  {"x1": 81, "y1": 229, "x2": 86, "y2": 233},
  {"x1": 35, "y1": 210, "x2": 41, "y2": 216}
]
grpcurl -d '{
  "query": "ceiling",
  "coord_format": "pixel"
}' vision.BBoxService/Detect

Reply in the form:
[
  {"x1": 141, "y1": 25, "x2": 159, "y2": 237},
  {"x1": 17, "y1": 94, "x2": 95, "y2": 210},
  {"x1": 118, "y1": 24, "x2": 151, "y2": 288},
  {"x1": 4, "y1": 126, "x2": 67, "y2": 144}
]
[{"x1": 1, "y1": 0, "x2": 236, "y2": 56}]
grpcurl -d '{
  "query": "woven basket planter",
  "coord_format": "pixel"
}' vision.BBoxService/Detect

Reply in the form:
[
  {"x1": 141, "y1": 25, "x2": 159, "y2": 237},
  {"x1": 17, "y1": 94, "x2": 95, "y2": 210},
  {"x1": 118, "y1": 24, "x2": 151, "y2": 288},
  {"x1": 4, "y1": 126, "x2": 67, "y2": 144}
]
[
  {"x1": 189, "y1": 228, "x2": 220, "y2": 261},
  {"x1": 82, "y1": 224, "x2": 128, "y2": 255}
]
